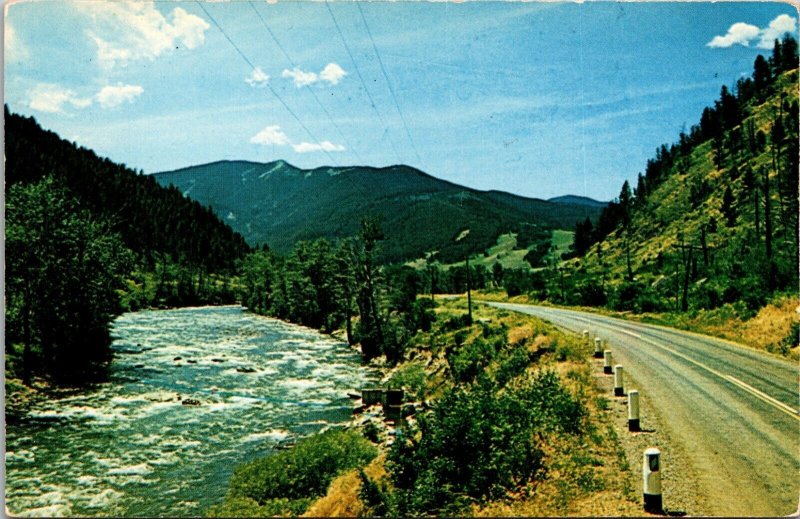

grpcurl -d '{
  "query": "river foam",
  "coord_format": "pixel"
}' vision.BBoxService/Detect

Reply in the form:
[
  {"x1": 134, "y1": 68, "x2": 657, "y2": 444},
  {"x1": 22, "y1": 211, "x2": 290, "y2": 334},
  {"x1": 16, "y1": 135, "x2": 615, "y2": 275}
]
[{"x1": 6, "y1": 306, "x2": 379, "y2": 517}]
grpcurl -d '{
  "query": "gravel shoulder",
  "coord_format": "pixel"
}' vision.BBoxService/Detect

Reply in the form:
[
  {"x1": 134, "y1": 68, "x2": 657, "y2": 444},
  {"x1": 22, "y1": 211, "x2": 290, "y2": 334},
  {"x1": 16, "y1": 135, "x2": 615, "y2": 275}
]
[{"x1": 490, "y1": 302, "x2": 800, "y2": 517}]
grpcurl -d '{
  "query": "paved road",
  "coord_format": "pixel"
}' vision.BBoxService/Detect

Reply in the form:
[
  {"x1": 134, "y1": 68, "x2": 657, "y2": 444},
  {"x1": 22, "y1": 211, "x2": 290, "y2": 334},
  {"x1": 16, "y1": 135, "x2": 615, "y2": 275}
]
[{"x1": 487, "y1": 302, "x2": 800, "y2": 517}]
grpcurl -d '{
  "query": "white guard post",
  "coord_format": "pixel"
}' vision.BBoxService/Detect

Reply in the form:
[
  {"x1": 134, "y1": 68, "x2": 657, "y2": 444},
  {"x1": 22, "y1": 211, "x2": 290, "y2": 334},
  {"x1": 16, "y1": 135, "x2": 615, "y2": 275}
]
[
  {"x1": 594, "y1": 337, "x2": 603, "y2": 358},
  {"x1": 614, "y1": 365, "x2": 625, "y2": 396},
  {"x1": 603, "y1": 349, "x2": 613, "y2": 374},
  {"x1": 628, "y1": 389, "x2": 640, "y2": 431},
  {"x1": 643, "y1": 447, "x2": 663, "y2": 513}
]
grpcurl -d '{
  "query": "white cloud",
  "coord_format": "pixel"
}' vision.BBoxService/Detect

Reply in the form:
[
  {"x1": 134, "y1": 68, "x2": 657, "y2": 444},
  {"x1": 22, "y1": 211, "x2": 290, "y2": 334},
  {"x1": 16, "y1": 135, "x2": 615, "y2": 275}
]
[
  {"x1": 758, "y1": 14, "x2": 797, "y2": 49},
  {"x1": 250, "y1": 125, "x2": 291, "y2": 146},
  {"x1": 707, "y1": 15, "x2": 797, "y2": 49},
  {"x1": 246, "y1": 67, "x2": 270, "y2": 87},
  {"x1": 320, "y1": 63, "x2": 347, "y2": 85},
  {"x1": 96, "y1": 84, "x2": 144, "y2": 108},
  {"x1": 5, "y1": 22, "x2": 29, "y2": 61},
  {"x1": 293, "y1": 141, "x2": 346, "y2": 153},
  {"x1": 29, "y1": 83, "x2": 92, "y2": 114},
  {"x1": 78, "y1": 2, "x2": 210, "y2": 67},
  {"x1": 281, "y1": 63, "x2": 347, "y2": 87},
  {"x1": 707, "y1": 22, "x2": 760, "y2": 48},
  {"x1": 282, "y1": 68, "x2": 319, "y2": 87},
  {"x1": 249, "y1": 125, "x2": 344, "y2": 153}
]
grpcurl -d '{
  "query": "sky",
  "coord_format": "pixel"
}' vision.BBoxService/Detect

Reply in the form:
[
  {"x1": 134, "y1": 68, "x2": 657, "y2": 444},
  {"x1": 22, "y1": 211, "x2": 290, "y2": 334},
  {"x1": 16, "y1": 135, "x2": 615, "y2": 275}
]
[{"x1": 4, "y1": 1, "x2": 798, "y2": 201}]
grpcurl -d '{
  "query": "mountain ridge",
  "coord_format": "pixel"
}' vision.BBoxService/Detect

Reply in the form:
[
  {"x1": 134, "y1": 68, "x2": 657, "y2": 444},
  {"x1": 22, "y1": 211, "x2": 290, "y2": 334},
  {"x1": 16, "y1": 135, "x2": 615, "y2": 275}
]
[{"x1": 153, "y1": 160, "x2": 605, "y2": 263}]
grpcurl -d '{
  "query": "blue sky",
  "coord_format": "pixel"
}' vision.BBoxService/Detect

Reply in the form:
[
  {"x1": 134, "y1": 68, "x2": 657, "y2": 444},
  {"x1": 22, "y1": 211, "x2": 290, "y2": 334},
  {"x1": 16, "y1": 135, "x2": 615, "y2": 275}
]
[{"x1": 4, "y1": 1, "x2": 798, "y2": 200}]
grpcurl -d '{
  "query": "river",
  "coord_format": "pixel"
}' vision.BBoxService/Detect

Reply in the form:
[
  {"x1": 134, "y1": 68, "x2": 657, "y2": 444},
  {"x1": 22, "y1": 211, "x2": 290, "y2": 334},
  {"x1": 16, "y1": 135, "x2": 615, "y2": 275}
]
[{"x1": 5, "y1": 306, "x2": 380, "y2": 517}]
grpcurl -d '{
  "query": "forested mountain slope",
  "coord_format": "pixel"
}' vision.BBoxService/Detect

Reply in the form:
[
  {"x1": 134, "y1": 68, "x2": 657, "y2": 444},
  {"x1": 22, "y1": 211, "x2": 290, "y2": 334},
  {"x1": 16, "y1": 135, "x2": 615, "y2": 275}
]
[
  {"x1": 154, "y1": 161, "x2": 603, "y2": 263},
  {"x1": 5, "y1": 108, "x2": 250, "y2": 271},
  {"x1": 568, "y1": 36, "x2": 798, "y2": 317}
]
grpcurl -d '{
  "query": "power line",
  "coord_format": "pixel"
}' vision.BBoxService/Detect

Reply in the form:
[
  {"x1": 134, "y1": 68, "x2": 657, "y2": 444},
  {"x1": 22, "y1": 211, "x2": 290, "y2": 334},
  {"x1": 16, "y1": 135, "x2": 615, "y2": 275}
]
[
  {"x1": 248, "y1": 1, "x2": 365, "y2": 166},
  {"x1": 356, "y1": 2, "x2": 422, "y2": 164},
  {"x1": 195, "y1": 2, "x2": 339, "y2": 166},
  {"x1": 324, "y1": 0, "x2": 403, "y2": 165}
]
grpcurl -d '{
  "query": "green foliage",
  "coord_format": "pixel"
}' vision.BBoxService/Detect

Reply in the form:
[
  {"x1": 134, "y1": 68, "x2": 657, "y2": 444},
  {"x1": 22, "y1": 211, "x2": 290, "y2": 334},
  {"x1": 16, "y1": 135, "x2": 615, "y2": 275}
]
[
  {"x1": 780, "y1": 320, "x2": 799, "y2": 356},
  {"x1": 206, "y1": 497, "x2": 311, "y2": 518},
  {"x1": 492, "y1": 347, "x2": 530, "y2": 387},
  {"x1": 448, "y1": 338, "x2": 496, "y2": 384},
  {"x1": 5, "y1": 176, "x2": 133, "y2": 384},
  {"x1": 388, "y1": 362, "x2": 428, "y2": 400},
  {"x1": 218, "y1": 429, "x2": 377, "y2": 516},
  {"x1": 358, "y1": 470, "x2": 391, "y2": 517},
  {"x1": 387, "y1": 371, "x2": 587, "y2": 515}
]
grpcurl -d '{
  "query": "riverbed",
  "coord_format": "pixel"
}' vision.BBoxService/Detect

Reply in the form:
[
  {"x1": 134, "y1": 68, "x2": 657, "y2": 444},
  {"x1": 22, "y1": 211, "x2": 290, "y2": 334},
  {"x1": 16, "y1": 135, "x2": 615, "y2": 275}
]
[{"x1": 5, "y1": 306, "x2": 380, "y2": 517}]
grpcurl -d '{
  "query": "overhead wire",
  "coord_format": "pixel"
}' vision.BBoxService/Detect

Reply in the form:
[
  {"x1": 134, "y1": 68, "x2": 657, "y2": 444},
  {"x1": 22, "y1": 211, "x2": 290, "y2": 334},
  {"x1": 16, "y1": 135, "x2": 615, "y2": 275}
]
[
  {"x1": 324, "y1": 0, "x2": 404, "y2": 165},
  {"x1": 248, "y1": 0, "x2": 365, "y2": 166},
  {"x1": 356, "y1": 2, "x2": 422, "y2": 164},
  {"x1": 195, "y1": 1, "x2": 340, "y2": 166}
]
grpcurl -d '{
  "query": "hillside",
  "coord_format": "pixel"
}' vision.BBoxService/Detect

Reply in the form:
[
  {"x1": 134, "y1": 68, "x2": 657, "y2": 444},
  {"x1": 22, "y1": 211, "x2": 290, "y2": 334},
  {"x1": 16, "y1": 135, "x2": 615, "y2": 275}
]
[
  {"x1": 562, "y1": 36, "x2": 798, "y2": 329},
  {"x1": 153, "y1": 161, "x2": 603, "y2": 263},
  {"x1": 4, "y1": 108, "x2": 251, "y2": 272}
]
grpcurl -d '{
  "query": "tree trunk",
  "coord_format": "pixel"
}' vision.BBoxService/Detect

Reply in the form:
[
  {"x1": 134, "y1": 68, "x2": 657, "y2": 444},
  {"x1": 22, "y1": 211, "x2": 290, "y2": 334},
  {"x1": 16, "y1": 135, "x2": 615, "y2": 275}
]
[{"x1": 763, "y1": 166, "x2": 775, "y2": 291}]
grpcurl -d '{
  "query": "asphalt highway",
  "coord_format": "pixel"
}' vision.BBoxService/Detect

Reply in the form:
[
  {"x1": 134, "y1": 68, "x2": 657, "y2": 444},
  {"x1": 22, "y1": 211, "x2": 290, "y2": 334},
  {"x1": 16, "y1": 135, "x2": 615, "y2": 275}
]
[{"x1": 487, "y1": 302, "x2": 800, "y2": 516}]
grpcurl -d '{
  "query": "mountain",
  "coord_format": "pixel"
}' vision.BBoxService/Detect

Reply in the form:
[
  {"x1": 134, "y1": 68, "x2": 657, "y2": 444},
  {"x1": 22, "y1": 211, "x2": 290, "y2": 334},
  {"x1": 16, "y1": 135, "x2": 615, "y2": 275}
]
[
  {"x1": 548, "y1": 195, "x2": 608, "y2": 208},
  {"x1": 153, "y1": 161, "x2": 604, "y2": 263},
  {"x1": 4, "y1": 107, "x2": 251, "y2": 272},
  {"x1": 566, "y1": 36, "x2": 798, "y2": 315}
]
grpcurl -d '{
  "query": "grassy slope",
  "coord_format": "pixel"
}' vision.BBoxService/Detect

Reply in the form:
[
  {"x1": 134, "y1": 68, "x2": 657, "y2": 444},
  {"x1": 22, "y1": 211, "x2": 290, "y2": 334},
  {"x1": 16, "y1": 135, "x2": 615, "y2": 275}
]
[
  {"x1": 573, "y1": 70, "x2": 798, "y2": 289},
  {"x1": 545, "y1": 70, "x2": 799, "y2": 357}
]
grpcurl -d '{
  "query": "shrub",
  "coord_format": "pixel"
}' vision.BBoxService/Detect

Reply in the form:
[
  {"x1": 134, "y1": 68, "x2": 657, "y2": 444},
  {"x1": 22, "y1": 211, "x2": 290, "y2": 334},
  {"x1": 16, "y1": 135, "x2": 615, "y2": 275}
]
[
  {"x1": 448, "y1": 338, "x2": 496, "y2": 383},
  {"x1": 387, "y1": 370, "x2": 586, "y2": 515},
  {"x1": 493, "y1": 347, "x2": 530, "y2": 387},
  {"x1": 388, "y1": 362, "x2": 428, "y2": 400},
  {"x1": 217, "y1": 429, "x2": 377, "y2": 516}
]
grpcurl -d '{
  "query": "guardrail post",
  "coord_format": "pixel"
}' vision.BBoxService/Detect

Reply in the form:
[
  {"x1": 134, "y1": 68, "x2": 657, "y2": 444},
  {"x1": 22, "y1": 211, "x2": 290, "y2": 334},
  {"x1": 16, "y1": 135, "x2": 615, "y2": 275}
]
[
  {"x1": 643, "y1": 447, "x2": 663, "y2": 513},
  {"x1": 583, "y1": 330, "x2": 589, "y2": 340},
  {"x1": 628, "y1": 389, "x2": 640, "y2": 431},
  {"x1": 614, "y1": 365, "x2": 625, "y2": 396},
  {"x1": 603, "y1": 350, "x2": 613, "y2": 374},
  {"x1": 594, "y1": 337, "x2": 603, "y2": 358}
]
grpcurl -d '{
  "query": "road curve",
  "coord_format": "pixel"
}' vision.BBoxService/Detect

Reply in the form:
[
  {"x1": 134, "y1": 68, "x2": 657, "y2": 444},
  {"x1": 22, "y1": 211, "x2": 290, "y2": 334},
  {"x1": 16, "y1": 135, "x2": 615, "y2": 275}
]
[{"x1": 487, "y1": 302, "x2": 799, "y2": 517}]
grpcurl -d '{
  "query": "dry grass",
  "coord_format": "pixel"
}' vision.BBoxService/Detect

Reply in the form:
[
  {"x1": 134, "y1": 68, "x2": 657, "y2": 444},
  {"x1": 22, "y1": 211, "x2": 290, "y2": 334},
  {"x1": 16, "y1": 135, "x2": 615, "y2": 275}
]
[
  {"x1": 508, "y1": 324, "x2": 535, "y2": 346},
  {"x1": 740, "y1": 296, "x2": 799, "y2": 356},
  {"x1": 302, "y1": 454, "x2": 387, "y2": 517}
]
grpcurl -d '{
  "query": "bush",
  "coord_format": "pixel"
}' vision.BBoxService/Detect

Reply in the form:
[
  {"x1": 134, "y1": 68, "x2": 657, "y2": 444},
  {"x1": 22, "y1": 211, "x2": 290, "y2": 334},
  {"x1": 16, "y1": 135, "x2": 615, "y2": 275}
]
[
  {"x1": 448, "y1": 338, "x2": 496, "y2": 383},
  {"x1": 493, "y1": 347, "x2": 530, "y2": 387},
  {"x1": 387, "y1": 370, "x2": 586, "y2": 515},
  {"x1": 388, "y1": 362, "x2": 428, "y2": 401},
  {"x1": 217, "y1": 429, "x2": 377, "y2": 515}
]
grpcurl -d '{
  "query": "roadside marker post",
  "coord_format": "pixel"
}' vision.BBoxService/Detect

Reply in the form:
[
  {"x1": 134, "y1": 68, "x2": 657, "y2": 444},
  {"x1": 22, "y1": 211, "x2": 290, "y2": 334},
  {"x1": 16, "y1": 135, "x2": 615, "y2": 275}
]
[
  {"x1": 643, "y1": 448, "x2": 663, "y2": 513},
  {"x1": 614, "y1": 365, "x2": 625, "y2": 396},
  {"x1": 583, "y1": 329, "x2": 589, "y2": 341},
  {"x1": 603, "y1": 350, "x2": 613, "y2": 374},
  {"x1": 594, "y1": 337, "x2": 603, "y2": 358},
  {"x1": 628, "y1": 390, "x2": 640, "y2": 431}
]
